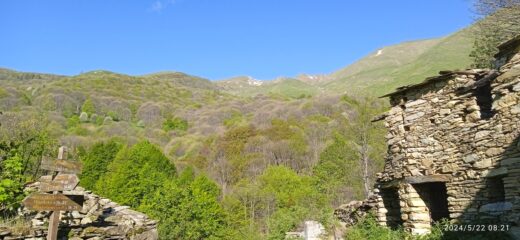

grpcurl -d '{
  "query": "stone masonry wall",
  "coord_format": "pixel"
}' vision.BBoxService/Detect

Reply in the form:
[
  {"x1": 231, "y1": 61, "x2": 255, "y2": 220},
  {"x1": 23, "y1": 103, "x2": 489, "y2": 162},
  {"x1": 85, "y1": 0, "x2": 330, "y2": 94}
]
[
  {"x1": 0, "y1": 183, "x2": 158, "y2": 240},
  {"x1": 373, "y1": 36, "x2": 520, "y2": 234}
]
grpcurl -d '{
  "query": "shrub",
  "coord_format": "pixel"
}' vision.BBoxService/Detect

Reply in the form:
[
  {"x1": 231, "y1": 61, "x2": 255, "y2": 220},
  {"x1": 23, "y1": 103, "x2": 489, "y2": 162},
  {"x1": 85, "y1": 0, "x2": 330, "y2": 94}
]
[
  {"x1": 0, "y1": 154, "x2": 25, "y2": 213},
  {"x1": 67, "y1": 115, "x2": 80, "y2": 129},
  {"x1": 140, "y1": 172, "x2": 234, "y2": 240},
  {"x1": 162, "y1": 117, "x2": 188, "y2": 132},
  {"x1": 107, "y1": 111, "x2": 120, "y2": 121},
  {"x1": 95, "y1": 141, "x2": 176, "y2": 208},
  {"x1": 79, "y1": 112, "x2": 89, "y2": 122},
  {"x1": 90, "y1": 113, "x2": 98, "y2": 123},
  {"x1": 80, "y1": 140, "x2": 123, "y2": 190},
  {"x1": 345, "y1": 214, "x2": 408, "y2": 240},
  {"x1": 82, "y1": 98, "x2": 95, "y2": 114},
  {"x1": 136, "y1": 120, "x2": 145, "y2": 128},
  {"x1": 103, "y1": 116, "x2": 113, "y2": 125}
]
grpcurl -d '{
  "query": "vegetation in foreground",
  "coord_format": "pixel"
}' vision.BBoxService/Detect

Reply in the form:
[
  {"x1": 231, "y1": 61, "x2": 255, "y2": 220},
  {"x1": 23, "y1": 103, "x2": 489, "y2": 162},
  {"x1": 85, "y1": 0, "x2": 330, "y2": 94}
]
[{"x1": 346, "y1": 215, "x2": 512, "y2": 240}]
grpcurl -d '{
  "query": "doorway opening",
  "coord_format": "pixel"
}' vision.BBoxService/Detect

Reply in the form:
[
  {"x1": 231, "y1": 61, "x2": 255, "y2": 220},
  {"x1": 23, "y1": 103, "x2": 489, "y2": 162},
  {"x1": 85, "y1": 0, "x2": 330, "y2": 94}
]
[
  {"x1": 380, "y1": 188, "x2": 403, "y2": 229},
  {"x1": 414, "y1": 182, "x2": 450, "y2": 222}
]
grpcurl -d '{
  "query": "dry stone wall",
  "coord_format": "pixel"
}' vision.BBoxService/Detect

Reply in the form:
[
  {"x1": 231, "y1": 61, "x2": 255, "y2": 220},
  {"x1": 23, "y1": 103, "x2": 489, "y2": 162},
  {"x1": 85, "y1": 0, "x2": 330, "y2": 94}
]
[
  {"x1": 372, "y1": 36, "x2": 520, "y2": 234},
  {"x1": 0, "y1": 183, "x2": 158, "y2": 240}
]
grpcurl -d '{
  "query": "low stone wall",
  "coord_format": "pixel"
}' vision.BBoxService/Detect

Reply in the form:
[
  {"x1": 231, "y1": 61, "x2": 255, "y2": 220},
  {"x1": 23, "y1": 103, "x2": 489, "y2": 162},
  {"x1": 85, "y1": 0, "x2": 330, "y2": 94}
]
[
  {"x1": 334, "y1": 194, "x2": 378, "y2": 227},
  {"x1": 0, "y1": 183, "x2": 158, "y2": 240}
]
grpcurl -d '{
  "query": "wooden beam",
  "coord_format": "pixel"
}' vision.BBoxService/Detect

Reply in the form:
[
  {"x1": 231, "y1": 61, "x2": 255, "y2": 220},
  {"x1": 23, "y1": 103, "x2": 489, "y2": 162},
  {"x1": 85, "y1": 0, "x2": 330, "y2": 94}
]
[
  {"x1": 378, "y1": 179, "x2": 400, "y2": 189},
  {"x1": 378, "y1": 174, "x2": 451, "y2": 188},
  {"x1": 404, "y1": 175, "x2": 451, "y2": 184}
]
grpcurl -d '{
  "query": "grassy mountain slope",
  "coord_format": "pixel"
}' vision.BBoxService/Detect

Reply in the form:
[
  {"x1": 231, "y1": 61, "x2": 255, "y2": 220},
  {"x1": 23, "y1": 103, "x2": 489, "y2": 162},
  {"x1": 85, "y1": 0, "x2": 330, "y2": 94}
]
[
  {"x1": 215, "y1": 28, "x2": 474, "y2": 98},
  {"x1": 323, "y1": 28, "x2": 474, "y2": 96},
  {"x1": 216, "y1": 76, "x2": 318, "y2": 98}
]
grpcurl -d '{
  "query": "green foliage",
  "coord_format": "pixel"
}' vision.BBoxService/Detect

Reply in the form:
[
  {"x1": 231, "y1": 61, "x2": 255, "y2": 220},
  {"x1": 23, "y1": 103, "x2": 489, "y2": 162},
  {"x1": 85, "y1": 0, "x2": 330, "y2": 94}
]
[
  {"x1": 140, "y1": 170, "x2": 234, "y2": 240},
  {"x1": 162, "y1": 117, "x2": 188, "y2": 132},
  {"x1": 79, "y1": 140, "x2": 123, "y2": 190},
  {"x1": 470, "y1": 4, "x2": 520, "y2": 68},
  {"x1": 136, "y1": 120, "x2": 145, "y2": 128},
  {"x1": 107, "y1": 111, "x2": 119, "y2": 122},
  {"x1": 219, "y1": 125, "x2": 257, "y2": 183},
  {"x1": 223, "y1": 111, "x2": 246, "y2": 128},
  {"x1": 81, "y1": 98, "x2": 95, "y2": 115},
  {"x1": 67, "y1": 115, "x2": 80, "y2": 129},
  {"x1": 95, "y1": 141, "x2": 176, "y2": 208},
  {"x1": 264, "y1": 119, "x2": 307, "y2": 155},
  {"x1": 345, "y1": 214, "x2": 409, "y2": 240},
  {"x1": 313, "y1": 134, "x2": 363, "y2": 204},
  {"x1": 0, "y1": 153, "x2": 25, "y2": 213},
  {"x1": 79, "y1": 112, "x2": 89, "y2": 122},
  {"x1": 0, "y1": 87, "x2": 8, "y2": 98},
  {"x1": 259, "y1": 166, "x2": 315, "y2": 208},
  {"x1": 103, "y1": 116, "x2": 113, "y2": 125},
  {"x1": 347, "y1": 216, "x2": 514, "y2": 240},
  {"x1": 225, "y1": 166, "x2": 330, "y2": 239}
]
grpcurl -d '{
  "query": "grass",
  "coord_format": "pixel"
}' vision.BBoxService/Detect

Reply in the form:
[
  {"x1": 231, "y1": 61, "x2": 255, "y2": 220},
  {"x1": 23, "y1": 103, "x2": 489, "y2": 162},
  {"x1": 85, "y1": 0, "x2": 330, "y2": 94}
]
[
  {"x1": 0, "y1": 216, "x2": 32, "y2": 236},
  {"x1": 345, "y1": 214, "x2": 513, "y2": 240},
  {"x1": 323, "y1": 27, "x2": 474, "y2": 97}
]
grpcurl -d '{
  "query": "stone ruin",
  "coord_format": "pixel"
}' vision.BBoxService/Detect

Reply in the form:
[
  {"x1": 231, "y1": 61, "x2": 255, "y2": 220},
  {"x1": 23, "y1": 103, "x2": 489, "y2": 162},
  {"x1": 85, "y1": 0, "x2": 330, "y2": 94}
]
[
  {"x1": 366, "y1": 35, "x2": 520, "y2": 235},
  {"x1": 0, "y1": 183, "x2": 158, "y2": 240}
]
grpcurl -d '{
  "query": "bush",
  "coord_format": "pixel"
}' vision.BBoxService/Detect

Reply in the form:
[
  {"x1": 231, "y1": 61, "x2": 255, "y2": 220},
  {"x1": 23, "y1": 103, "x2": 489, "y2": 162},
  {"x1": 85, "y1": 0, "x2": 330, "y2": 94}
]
[
  {"x1": 95, "y1": 141, "x2": 176, "y2": 208},
  {"x1": 82, "y1": 98, "x2": 95, "y2": 114},
  {"x1": 67, "y1": 115, "x2": 80, "y2": 129},
  {"x1": 107, "y1": 111, "x2": 120, "y2": 121},
  {"x1": 140, "y1": 172, "x2": 235, "y2": 240},
  {"x1": 103, "y1": 116, "x2": 113, "y2": 125},
  {"x1": 80, "y1": 140, "x2": 123, "y2": 190},
  {"x1": 345, "y1": 214, "x2": 408, "y2": 240},
  {"x1": 79, "y1": 112, "x2": 89, "y2": 122},
  {"x1": 162, "y1": 117, "x2": 188, "y2": 132},
  {"x1": 136, "y1": 120, "x2": 145, "y2": 128},
  {"x1": 0, "y1": 154, "x2": 25, "y2": 213}
]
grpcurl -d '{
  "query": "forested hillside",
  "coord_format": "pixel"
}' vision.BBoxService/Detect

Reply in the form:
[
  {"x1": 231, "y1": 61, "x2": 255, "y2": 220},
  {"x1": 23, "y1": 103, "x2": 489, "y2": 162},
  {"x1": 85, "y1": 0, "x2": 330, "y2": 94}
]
[{"x1": 0, "y1": 66, "x2": 387, "y2": 239}]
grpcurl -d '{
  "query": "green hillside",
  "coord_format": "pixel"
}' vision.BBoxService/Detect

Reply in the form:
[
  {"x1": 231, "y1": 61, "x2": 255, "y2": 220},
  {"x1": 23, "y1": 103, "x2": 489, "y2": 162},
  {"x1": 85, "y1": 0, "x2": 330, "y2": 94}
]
[
  {"x1": 216, "y1": 27, "x2": 474, "y2": 98},
  {"x1": 323, "y1": 27, "x2": 474, "y2": 96},
  {"x1": 216, "y1": 76, "x2": 318, "y2": 98}
]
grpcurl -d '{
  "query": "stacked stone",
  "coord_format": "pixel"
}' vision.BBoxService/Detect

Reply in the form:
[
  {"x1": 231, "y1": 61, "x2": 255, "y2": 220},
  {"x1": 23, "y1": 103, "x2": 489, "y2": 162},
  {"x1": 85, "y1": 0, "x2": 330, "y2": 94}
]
[
  {"x1": 371, "y1": 35, "x2": 520, "y2": 234},
  {"x1": 334, "y1": 194, "x2": 378, "y2": 227},
  {"x1": 0, "y1": 183, "x2": 158, "y2": 240}
]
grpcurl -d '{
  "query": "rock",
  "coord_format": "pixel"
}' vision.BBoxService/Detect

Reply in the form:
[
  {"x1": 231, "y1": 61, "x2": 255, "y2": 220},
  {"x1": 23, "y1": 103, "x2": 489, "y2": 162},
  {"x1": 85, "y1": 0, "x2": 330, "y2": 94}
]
[
  {"x1": 405, "y1": 99, "x2": 427, "y2": 108},
  {"x1": 485, "y1": 148, "x2": 502, "y2": 157},
  {"x1": 409, "y1": 213, "x2": 430, "y2": 221},
  {"x1": 510, "y1": 79, "x2": 520, "y2": 91},
  {"x1": 440, "y1": 109, "x2": 451, "y2": 115},
  {"x1": 475, "y1": 131, "x2": 491, "y2": 139},
  {"x1": 463, "y1": 154, "x2": 479, "y2": 163},
  {"x1": 404, "y1": 112, "x2": 425, "y2": 122},
  {"x1": 474, "y1": 159, "x2": 493, "y2": 169},
  {"x1": 479, "y1": 202, "x2": 513, "y2": 215},
  {"x1": 3, "y1": 183, "x2": 159, "y2": 240},
  {"x1": 303, "y1": 221, "x2": 325, "y2": 240}
]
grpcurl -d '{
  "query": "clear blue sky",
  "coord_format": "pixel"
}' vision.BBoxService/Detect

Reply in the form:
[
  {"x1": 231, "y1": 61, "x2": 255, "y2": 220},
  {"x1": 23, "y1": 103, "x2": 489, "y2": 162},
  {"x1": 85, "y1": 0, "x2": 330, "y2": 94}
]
[{"x1": 0, "y1": 0, "x2": 474, "y2": 80}]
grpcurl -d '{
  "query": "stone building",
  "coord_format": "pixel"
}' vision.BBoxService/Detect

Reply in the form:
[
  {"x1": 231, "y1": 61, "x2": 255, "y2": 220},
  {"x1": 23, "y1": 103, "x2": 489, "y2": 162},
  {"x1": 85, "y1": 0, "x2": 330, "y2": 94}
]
[{"x1": 372, "y1": 36, "x2": 520, "y2": 234}]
